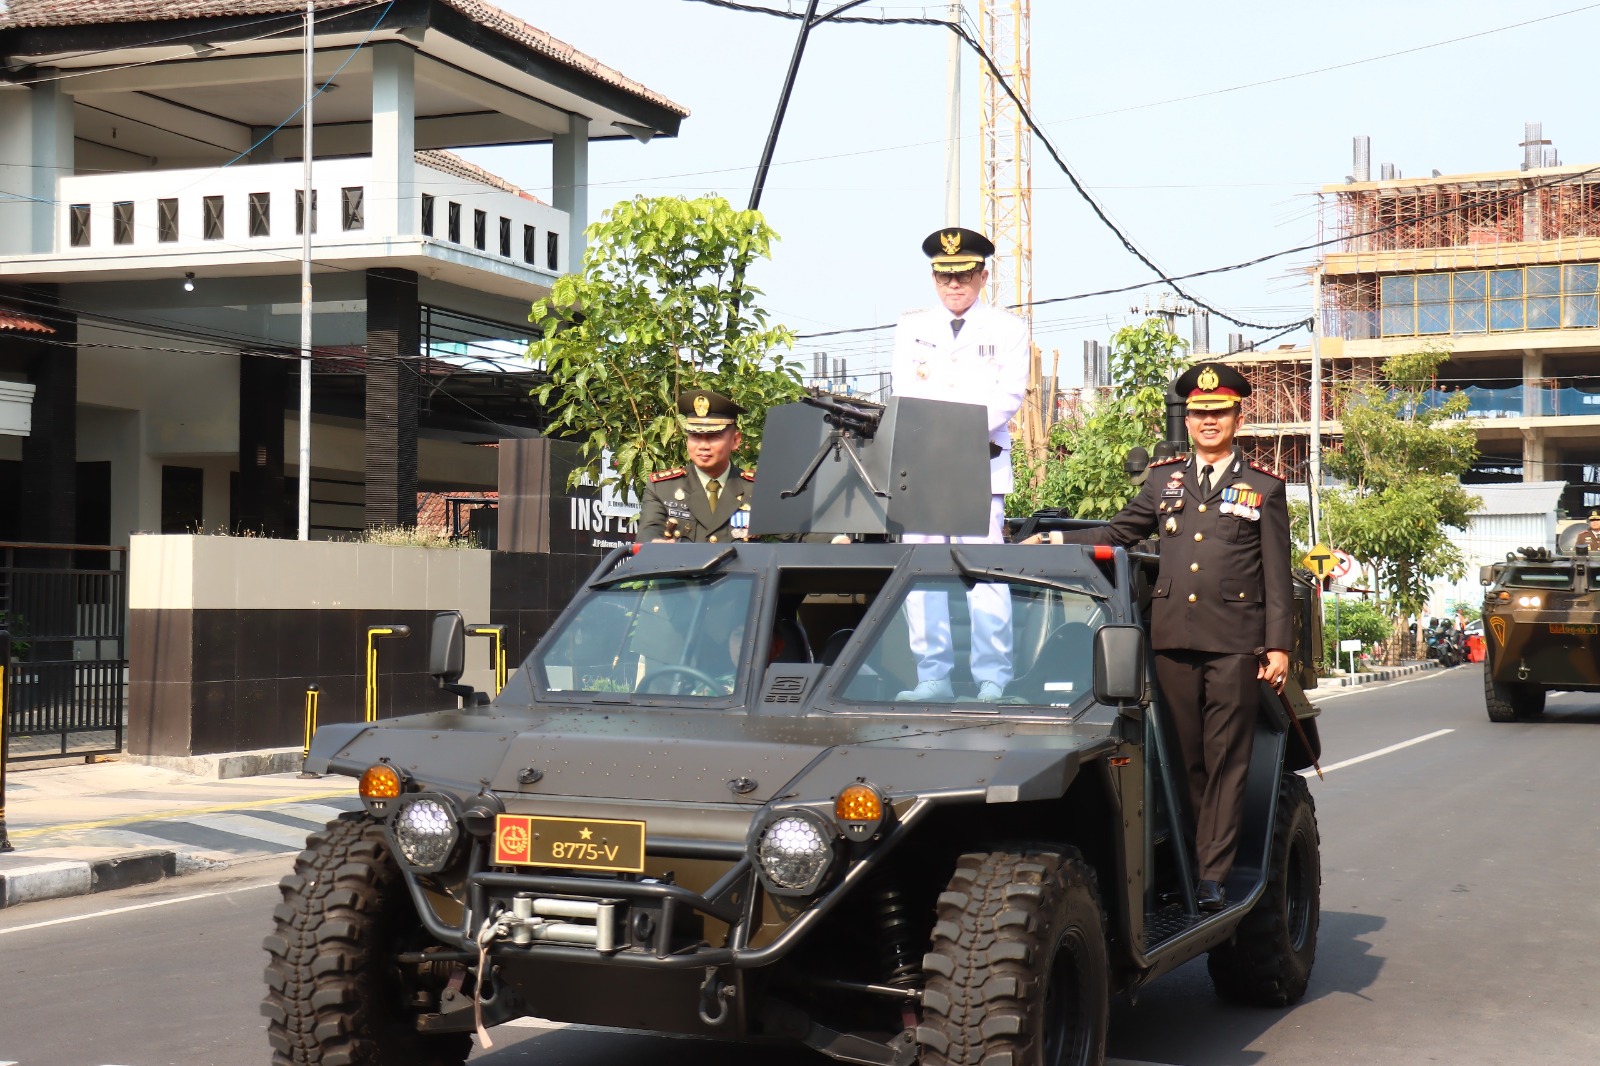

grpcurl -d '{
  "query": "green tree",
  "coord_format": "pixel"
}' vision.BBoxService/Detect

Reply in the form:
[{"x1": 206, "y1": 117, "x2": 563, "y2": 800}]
[
  {"x1": 1008, "y1": 318, "x2": 1188, "y2": 517},
  {"x1": 528, "y1": 195, "x2": 803, "y2": 493},
  {"x1": 1320, "y1": 597, "x2": 1393, "y2": 672},
  {"x1": 1316, "y1": 346, "x2": 1480, "y2": 662}
]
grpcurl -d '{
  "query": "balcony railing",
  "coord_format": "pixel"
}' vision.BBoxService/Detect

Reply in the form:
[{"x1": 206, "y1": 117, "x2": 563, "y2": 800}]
[{"x1": 53, "y1": 157, "x2": 565, "y2": 271}]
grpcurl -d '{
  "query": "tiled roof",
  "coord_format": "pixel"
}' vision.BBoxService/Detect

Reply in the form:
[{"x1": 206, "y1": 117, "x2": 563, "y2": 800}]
[
  {"x1": 417, "y1": 149, "x2": 543, "y2": 204},
  {"x1": 0, "y1": 310, "x2": 55, "y2": 333},
  {"x1": 0, "y1": 0, "x2": 688, "y2": 118}
]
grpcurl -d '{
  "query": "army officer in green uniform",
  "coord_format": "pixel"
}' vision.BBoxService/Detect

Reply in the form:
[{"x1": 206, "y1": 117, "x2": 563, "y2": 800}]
[
  {"x1": 638, "y1": 389, "x2": 756, "y2": 544},
  {"x1": 1035, "y1": 361, "x2": 1292, "y2": 913}
]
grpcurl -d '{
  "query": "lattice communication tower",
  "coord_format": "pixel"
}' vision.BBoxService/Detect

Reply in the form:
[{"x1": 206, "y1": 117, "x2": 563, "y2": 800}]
[{"x1": 978, "y1": 0, "x2": 1032, "y2": 340}]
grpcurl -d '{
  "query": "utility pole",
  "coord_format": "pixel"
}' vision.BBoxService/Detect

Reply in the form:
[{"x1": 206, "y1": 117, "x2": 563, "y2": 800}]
[
  {"x1": 298, "y1": 0, "x2": 315, "y2": 540},
  {"x1": 943, "y1": 2, "x2": 961, "y2": 225},
  {"x1": 1309, "y1": 270, "x2": 1324, "y2": 547}
]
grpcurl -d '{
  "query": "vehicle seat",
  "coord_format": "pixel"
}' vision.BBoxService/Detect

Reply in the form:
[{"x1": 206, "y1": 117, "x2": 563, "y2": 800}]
[
  {"x1": 771, "y1": 618, "x2": 812, "y2": 663},
  {"x1": 818, "y1": 628, "x2": 855, "y2": 665}
]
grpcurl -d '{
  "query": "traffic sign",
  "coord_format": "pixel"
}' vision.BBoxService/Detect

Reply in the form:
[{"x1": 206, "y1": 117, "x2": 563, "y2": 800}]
[
  {"x1": 1330, "y1": 549, "x2": 1354, "y2": 580},
  {"x1": 1302, "y1": 543, "x2": 1338, "y2": 579},
  {"x1": 1339, "y1": 638, "x2": 1363, "y2": 652}
]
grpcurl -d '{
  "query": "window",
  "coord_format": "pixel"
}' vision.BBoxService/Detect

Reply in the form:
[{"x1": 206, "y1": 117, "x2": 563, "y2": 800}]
[
  {"x1": 473, "y1": 209, "x2": 486, "y2": 251},
  {"x1": 499, "y1": 216, "x2": 511, "y2": 258},
  {"x1": 70, "y1": 204, "x2": 90, "y2": 247},
  {"x1": 341, "y1": 186, "x2": 364, "y2": 231},
  {"x1": 836, "y1": 576, "x2": 1107, "y2": 710},
  {"x1": 158, "y1": 198, "x2": 179, "y2": 242},
  {"x1": 538, "y1": 574, "x2": 757, "y2": 698},
  {"x1": 202, "y1": 195, "x2": 224, "y2": 240},
  {"x1": 249, "y1": 192, "x2": 271, "y2": 237},
  {"x1": 113, "y1": 201, "x2": 134, "y2": 245},
  {"x1": 523, "y1": 224, "x2": 536, "y2": 264},
  {"x1": 1379, "y1": 263, "x2": 1600, "y2": 337},
  {"x1": 447, "y1": 201, "x2": 461, "y2": 243},
  {"x1": 160, "y1": 465, "x2": 205, "y2": 535},
  {"x1": 420, "y1": 193, "x2": 434, "y2": 236},
  {"x1": 296, "y1": 189, "x2": 318, "y2": 235},
  {"x1": 547, "y1": 231, "x2": 560, "y2": 271}
]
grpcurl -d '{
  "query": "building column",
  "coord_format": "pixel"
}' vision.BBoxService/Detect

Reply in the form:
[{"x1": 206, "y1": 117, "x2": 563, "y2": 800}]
[
  {"x1": 1521, "y1": 428, "x2": 1546, "y2": 483},
  {"x1": 364, "y1": 268, "x2": 419, "y2": 528},
  {"x1": 1523, "y1": 348, "x2": 1544, "y2": 417},
  {"x1": 369, "y1": 42, "x2": 416, "y2": 237},
  {"x1": 16, "y1": 286, "x2": 77, "y2": 544},
  {"x1": 552, "y1": 115, "x2": 589, "y2": 274},
  {"x1": 0, "y1": 80, "x2": 73, "y2": 257},
  {"x1": 236, "y1": 355, "x2": 289, "y2": 536}
]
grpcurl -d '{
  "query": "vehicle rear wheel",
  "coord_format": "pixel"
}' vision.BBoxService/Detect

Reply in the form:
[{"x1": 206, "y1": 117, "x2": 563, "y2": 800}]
[
  {"x1": 1484, "y1": 664, "x2": 1545, "y2": 722},
  {"x1": 918, "y1": 847, "x2": 1107, "y2": 1066},
  {"x1": 1207, "y1": 773, "x2": 1320, "y2": 1007},
  {"x1": 262, "y1": 812, "x2": 472, "y2": 1066}
]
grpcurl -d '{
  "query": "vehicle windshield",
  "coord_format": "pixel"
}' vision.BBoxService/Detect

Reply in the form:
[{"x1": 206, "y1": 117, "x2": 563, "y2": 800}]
[
  {"x1": 835, "y1": 576, "x2": 1109, "y2": 712},
  {"x1": 1501, "y1": 564, "x2": 1575, "y2": 590},
  {"x1": 538, "y1": 574, "x2": 756, "y2": 699}
]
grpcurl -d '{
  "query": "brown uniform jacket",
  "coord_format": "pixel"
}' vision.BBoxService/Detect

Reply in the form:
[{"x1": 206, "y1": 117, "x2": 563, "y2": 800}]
[
  {"x1": 637, "y1": 464, "x2": 754, "y2": 544},
  {"x1": 1061, "y1": 450, "x2": 1293, "y2": 655},
  {"x1": 1576, "y1": 528, "x2": 1600, "y2": 550}
]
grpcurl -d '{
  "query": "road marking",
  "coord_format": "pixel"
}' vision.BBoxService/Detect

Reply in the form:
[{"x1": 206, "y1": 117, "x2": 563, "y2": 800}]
[
  {"x1": 1301, "y1": 728, "x2": 1454, "y2": 777},
  {"x1": 7, "y1": 789, "x2": 355, "y2": 839},
  {"x1": 189, "y1": 812, "x2": 321, "y2": 849},
  {"x1": 0, "y1": 879, "x2": 279, "y2": 937}
]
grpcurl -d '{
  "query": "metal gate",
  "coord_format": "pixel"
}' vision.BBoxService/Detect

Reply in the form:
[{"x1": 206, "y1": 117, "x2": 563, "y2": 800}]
[{"x1": 0, "y1": 543, "x2": 126, "y2": 761}]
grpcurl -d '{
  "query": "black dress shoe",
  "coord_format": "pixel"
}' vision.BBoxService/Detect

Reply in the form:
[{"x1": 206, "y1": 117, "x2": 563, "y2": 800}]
[{"x1": 1196, "y1": 880, "x2": 1226, "y2": 912}]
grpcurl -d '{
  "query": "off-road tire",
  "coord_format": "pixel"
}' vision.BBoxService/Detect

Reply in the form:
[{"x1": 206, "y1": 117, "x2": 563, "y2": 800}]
[
  {"x1": 1207, "y1": 773, "x2": 1319, "y2": 1007},
  {"x1": 261, "y1": 812, "x2": 471, "y2": 1066},
  {"x1": 918, "y1": 847, "x2": 1108, "y2": 1066},
  {"x1": 1484, "y1": 664, "x2": 1545, "y2": 722}
]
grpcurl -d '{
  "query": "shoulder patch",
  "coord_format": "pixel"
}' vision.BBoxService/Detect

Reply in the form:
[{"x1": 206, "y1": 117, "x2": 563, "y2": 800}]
[
  {"x1": 1248, "y1": 460, "x2": 1285, "y2": 481},
  {"x1": 648, "y1": 467, "x2": 686, "y2": 483},
  {"x1": 1149, "y1": 455, "x2": 1187, "y2": 468},
  {"x1": 739, "y1": 469, "x2": 755, "y2": 481}
]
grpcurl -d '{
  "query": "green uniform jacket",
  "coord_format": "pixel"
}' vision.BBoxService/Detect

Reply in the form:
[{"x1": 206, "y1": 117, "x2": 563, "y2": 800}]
[
  {"x1": 637, "y1": 464, "x2": 754, "y2": 544},
  {"x1": 1063, "y1": 449, "x2": 1293, "y2": 655}
]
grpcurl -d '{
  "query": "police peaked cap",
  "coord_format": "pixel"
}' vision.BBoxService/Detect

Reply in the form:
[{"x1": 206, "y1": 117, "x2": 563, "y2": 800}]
[
  {"x1": 677, "y1": 389, "x2": 745, "y2": 433},
  {"x1": 922, "y1": 227, "x2": 995, "y2": 273},
  {"x1": 1175, "y1": 361, "x2": 1251, "y2": 410}
]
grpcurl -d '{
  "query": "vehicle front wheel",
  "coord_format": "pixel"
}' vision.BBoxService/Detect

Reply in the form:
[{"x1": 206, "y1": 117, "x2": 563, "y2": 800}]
[
  {"x1": 1484, "y1": 664, "x2": 1545, "y2": 722},
  {"x1": 261, "y1": 812, "x2": 472, "y2": 1066},
  {"x1": 1207, "y1": 772, "x2": 1320, "y2": 1007},
  {"x1": 918, "y1": 847, "x2": 1108, "y2": 1066}
]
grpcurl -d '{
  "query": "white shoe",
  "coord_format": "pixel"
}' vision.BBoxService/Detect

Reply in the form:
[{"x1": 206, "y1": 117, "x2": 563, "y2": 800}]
[
  {"x1": 975, "y1": 681, "x2": 1005, "y2": 701},
  {"x1": 896, "y1": 678, "x2": 954, "y2": 702}
]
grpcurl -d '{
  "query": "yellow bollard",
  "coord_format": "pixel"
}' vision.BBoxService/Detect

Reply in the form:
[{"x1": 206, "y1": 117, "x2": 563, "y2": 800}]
[
  {"x1": 365, "y1": 625, "x2": 412, "y2": 723},
  {"x1": 300, "y1": 683, "x2": 321, "y2": 761},
  {"x1": 468, "y1": 624, "x2": 508, "y2": 696}
]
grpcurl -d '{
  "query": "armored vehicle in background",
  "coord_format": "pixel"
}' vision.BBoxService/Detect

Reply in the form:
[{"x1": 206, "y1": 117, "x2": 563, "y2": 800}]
[
  {"x1": 1480, "y1": 544, "x2": 1600, "y2": 721},
  {"x1": 264, "y1": 395, "x2": 1324, "y2": 1066}
]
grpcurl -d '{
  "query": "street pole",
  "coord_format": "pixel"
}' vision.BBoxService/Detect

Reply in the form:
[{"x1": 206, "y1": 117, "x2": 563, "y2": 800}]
[
  {"x1": 0, "y1": 628, "x2": 12, "y2": 852},
  {"x1": 298, "y1": 0, "x2": 315, "y2": 541},
  {"x1": 1308, "y1": 270, "x2": 1324, "y2": 548},
  {"x1": 943, "y1": 2, "x2": 961, "y2": 226}
]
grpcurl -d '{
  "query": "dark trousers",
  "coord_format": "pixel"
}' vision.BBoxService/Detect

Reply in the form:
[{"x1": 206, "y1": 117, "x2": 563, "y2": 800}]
[{"x1": 1154, "y1": 649, "x2": 1258, "y2": 883}]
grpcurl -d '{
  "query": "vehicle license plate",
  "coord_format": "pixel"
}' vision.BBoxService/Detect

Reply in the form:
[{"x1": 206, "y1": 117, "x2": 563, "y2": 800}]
[{"x1": 494, "y1": 814, "x2": 646, "y2": 873}]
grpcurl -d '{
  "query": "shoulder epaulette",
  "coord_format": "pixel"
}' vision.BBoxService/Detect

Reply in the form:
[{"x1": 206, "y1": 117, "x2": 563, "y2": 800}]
[
  {"x1": 1149, "y1": 455, "x2": 1186, "y2": 468},
  {"x1": 1248, "y1": 460, "x2": 1285, "y2": 481},
  {"x1": 648, "y1": 467, "x2": 686, "y2": 483},
  {"x1": 739, "y1": 469, "x2": 755, "y2": 481}
]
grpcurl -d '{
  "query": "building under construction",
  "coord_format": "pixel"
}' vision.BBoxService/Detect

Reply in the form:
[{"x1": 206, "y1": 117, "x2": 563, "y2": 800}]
[{"x1": 1228, "y1": 126, "x2": 1600, "y2": 517}]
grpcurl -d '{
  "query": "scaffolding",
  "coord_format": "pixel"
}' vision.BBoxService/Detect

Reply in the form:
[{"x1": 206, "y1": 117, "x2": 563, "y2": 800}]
[{"x1": 978, "y1": 0, "x2": 1032, "y2": 328}]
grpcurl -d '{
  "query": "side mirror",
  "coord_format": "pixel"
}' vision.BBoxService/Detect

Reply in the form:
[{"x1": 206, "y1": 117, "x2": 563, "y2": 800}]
[
  {"x1": 429, "y1": 611, "x2": 465, "y2": 686},
  {"x1": 1092, "y1": 624, "x2": 1147, "y2": 712},
  {"x1": 1479, "y1": 564, "x2": 1494, "y2": 586}
]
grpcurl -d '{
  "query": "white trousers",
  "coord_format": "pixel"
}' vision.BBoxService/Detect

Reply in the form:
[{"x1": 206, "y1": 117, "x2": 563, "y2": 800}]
[{"x1": 901, "y1": 496, "x2": 1014, "y2": 688}]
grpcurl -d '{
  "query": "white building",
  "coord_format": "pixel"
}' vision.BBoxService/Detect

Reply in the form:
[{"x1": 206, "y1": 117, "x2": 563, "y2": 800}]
[{"x1": 0, "y1": 0, "x2": 686, "y2": 543}]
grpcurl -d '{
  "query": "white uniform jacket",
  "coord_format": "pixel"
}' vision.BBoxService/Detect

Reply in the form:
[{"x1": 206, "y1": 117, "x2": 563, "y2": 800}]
[{"x1": 889, "y1": 300, "x2": 1030, "y2": 494}]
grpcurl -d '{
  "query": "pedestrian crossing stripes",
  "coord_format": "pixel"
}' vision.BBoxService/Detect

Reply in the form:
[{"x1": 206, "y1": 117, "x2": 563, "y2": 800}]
[{"x1": 19, "y1": 797, "x2": 364, "y2": 864}]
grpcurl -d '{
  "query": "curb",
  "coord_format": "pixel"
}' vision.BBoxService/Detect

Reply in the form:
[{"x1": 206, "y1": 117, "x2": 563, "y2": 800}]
[
  {"x1": 123, "y1": 747, "x2": 305, "y2": 780},
  {"x1": 0, "y1": 848, "x2": 178, "y2": 909},
  {"x1": 1319, "y1": 661, "x2": 1442, "y2": 688}
]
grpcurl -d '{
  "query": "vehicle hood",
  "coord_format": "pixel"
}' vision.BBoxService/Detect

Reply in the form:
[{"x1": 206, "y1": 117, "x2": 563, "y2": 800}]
[{"x1": 310, "y1": 707, "x2": 1116, "y2": 806}]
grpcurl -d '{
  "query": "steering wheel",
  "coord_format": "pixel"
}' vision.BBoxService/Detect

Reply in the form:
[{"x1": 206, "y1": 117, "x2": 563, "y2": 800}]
[{"x1": 637, "y1": 664, "x2": 724, "y2": 695}]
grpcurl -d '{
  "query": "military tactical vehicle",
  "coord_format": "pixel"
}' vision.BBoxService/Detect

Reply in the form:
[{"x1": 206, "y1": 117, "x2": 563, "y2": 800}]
[
  {"x1": 264, "y1": 395, "x2": 1325, "y2": 1066},
  {"x1": 1480, "y1": 544, "x2": 1600, "y2": 721}
]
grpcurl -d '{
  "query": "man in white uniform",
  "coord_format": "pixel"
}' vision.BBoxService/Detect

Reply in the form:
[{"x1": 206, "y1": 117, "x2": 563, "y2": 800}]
[{"x1": 890, "y1": 227, "x2": 1030, "y2": 701}]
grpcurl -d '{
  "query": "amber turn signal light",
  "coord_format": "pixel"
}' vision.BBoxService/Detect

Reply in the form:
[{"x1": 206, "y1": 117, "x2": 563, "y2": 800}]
[
  {"x1": 835, "y1": 783, "x2": 883, "y2": 823},
  {"x1": 360, "y1": 763, "x2": 403, "y2": 800}
]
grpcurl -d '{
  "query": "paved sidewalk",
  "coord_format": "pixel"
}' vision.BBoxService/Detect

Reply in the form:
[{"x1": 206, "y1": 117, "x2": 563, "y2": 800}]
[{"x1": 0, "y1": 759, "x2": 360, "y2": 908}]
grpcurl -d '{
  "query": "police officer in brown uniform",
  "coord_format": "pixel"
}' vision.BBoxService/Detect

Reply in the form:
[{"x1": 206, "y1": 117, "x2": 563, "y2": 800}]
[
  {"x1": 637, "y1": 390, "x2": 756, "y2": 544},
  {"x1": 1576, "y1": 510, "x2": 1600, "y2": 550},
  {"x1": 1045, "y1": 362, "x2": 1292, "y2": 911}
]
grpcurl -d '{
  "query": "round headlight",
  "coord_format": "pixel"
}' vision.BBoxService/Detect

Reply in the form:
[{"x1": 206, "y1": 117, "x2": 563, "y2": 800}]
[
  {"x1": 392, "y1": 797, "x2": 458, "y2": 870},
  {"x1": 757, "y1": 813, "x2": 832, "y2": 894}
]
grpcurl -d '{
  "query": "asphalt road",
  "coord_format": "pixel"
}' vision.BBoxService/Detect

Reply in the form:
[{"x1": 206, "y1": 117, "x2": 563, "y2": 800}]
[{"x1": 2, "y1": 666, "x2": 1598, "y2": 1066}]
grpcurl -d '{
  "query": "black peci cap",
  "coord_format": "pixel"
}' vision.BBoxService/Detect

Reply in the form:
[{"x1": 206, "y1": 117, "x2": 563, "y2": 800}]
[{"x1": 921, "y1": 227, "x2": 995, "y2": 273}]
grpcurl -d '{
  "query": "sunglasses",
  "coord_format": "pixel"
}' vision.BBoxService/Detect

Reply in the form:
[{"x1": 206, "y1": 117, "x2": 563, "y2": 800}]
[{"x1": 934, "y1": 269, "x2": 983, "y2": 286}]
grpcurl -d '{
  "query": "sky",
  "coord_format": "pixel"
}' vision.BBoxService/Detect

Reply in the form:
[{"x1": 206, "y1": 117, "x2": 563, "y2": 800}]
[{"x1": 463, "y1": 0, "x2": 1600, "y2": 391}]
